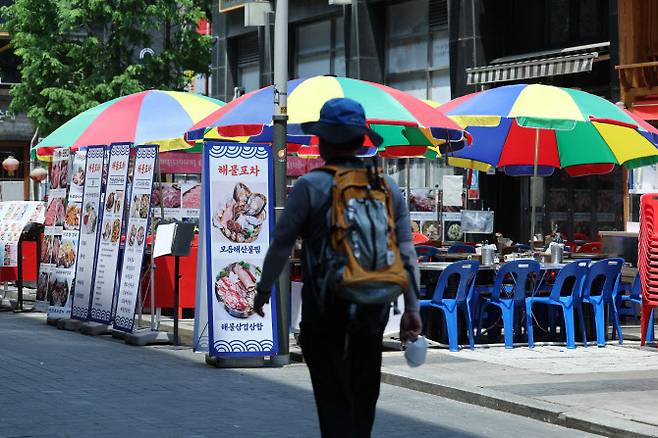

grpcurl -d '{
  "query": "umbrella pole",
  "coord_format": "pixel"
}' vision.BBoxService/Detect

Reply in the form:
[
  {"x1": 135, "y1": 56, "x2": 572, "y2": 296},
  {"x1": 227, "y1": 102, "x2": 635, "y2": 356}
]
[
  {"x1": 530, "y1": 128, "x2": 539, "y2": 246},
  {"x1": 406, "y1": 157, "x2": 412, "y2": 212}
]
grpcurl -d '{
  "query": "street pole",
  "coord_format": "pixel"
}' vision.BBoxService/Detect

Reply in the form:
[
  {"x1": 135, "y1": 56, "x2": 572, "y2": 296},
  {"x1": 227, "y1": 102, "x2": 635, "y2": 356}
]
[{"x1": 271, "y1": 0, "x2": 289, "y2": 366}]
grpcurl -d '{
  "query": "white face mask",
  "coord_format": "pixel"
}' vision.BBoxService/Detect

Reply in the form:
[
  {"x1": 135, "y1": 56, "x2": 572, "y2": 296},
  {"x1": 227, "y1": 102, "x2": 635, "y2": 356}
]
[{"x1": 405, "y1": 335, "x2": 428, "y2": 368}]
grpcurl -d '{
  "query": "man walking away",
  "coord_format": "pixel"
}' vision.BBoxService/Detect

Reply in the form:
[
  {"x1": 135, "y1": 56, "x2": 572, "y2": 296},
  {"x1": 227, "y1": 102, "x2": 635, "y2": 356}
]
[{"x1": 254, "y1": 98, "x2": 422, "y2": 438}]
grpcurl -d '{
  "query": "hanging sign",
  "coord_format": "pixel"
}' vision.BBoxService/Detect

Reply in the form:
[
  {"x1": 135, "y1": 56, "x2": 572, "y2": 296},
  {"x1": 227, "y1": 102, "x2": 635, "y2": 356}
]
[
  {"x1": 113, "y1": 145, "x2": 157, "y2": 332},
  {"x1": 88, "y1": 143, "x2": 130, "y2": 324},
  {"x1": 203, "y1": 142, "x2": 277, "y2": 357},
  {"x1": 70, "y1": 145, "x2": 105, "y2": 320}
]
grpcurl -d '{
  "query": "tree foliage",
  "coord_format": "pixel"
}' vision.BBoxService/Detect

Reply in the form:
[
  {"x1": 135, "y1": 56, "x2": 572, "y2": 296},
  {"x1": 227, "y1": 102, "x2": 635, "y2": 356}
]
[{"x1": 2, "y1": 0, "x2": 212, "y2": 134}]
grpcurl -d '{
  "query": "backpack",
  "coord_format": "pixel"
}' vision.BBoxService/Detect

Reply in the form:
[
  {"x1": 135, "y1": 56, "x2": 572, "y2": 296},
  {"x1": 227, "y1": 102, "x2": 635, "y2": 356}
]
[{"x1": 310, "y1": 164, "x2": 408, "y2": 307}]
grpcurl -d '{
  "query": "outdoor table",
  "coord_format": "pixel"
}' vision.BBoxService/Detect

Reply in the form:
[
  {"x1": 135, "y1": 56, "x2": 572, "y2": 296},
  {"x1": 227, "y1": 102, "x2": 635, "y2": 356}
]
[{"x1": 568, "y1": 252, "x2": 609, "y2": 260}]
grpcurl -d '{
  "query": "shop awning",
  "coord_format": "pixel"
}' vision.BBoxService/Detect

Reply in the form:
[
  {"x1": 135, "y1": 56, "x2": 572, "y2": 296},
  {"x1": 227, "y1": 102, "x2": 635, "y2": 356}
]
[
  {"x1": 466, "y1": 42, "x2": 610, "y2": 86},
  {"x1": 630, "y1": 96, "x2": 658, "y2": 121}
]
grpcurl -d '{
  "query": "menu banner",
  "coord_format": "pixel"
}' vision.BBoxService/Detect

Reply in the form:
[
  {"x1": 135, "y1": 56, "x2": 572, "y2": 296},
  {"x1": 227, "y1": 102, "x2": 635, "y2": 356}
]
[
  {"x1": 89, "y1": 143, "x2": 130, "y2": 324},
  {"x1": 113, "y1": 145, "x2": 157, "y2": 332},
  {"x1": 203, "y1": 142, "x2": 277, "y2": 358},
  {"x1": 38, "y1": 148, "x2": 71, "y2": 315},
  {"x1": 46, "y1": 150, "x2": 85, "y2": 318},
  {"x1": 70, "y1": 145, "x2": 105, "y2": 320}
]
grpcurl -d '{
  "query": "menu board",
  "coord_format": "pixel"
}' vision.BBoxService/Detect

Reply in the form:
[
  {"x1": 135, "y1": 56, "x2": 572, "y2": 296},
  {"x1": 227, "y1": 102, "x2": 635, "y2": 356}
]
[
  {"x1": 45, "y1": 150, "x2": 85, "y2": 318},
  {"x1": 113, "y1": 145, "x2": 157, "y2": 332},
  {"x1": 0, "y1": 201, "x2": 45, "y2": 267},
  {"x1": 204, "y1": 142, "x2": 277, "y2": 358},
  {"x1": 409, "y1": 187, "x2": 440, "y2": 240},
  {"x1": 36, "y1": 149, "x2": 71, "y2": 314},
  {"x1": 89, "y1": 143, "x2": 130, "y2": 324},
  {"x1": 153, "y1": 181, "x2": 201, "y2": 221},
  {"x1": 70, "y1": 145, "x2": 105, "y2": 320}
]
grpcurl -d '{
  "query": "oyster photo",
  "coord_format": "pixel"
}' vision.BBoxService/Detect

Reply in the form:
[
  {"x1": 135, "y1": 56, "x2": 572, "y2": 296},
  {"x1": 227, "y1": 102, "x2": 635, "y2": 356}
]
[{"x1": 213, "y1": 183, "x2": 267, "y2": 243}]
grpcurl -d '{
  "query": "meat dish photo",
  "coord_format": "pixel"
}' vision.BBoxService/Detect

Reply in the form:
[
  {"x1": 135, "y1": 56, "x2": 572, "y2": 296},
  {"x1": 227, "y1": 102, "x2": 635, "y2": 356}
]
[
  {"x1": 50, "y1": 161, "x2": 60, "y2": 190},
  {"x1": 213, "y1": 183, "x2": 267, "y2": 243},
  {"x1": 128, "y1": 225, "x2": 137, "y2": 246},
  {"x1": 113, "y1": 190, "x2": 123, "y2": 214},
  {"x1": 182, "y1": 184, "x2": 201, "y2": 209},
  {"x1": 36, "y1": 273, "x2": 48, "y2": 302},
  {"x1": 59, "y1": 161, "x2": 68, "y2": 189},
  {"x1": 48, "y1": 277, "x2": 69, "y2": 307},
  {"x1": 51, "y1": 236, "x2": 61, "y2": 267},
  {"x1": 214, "y1": 261, "x2": 261, "y2": 318},
  {"x1": 161, "y1": 184, "x2": 181, "y2": 208},
  {"x1": 44, "y1": 198, "x2": 65, "y2": 227},
  {"x1": 151, "y1": 186, "x2": 162, "y2": 207},
  {"x1": 40, "y1": 235, "x2": 52, "y2": 263},
  {"x1": 410, "y1": 190, "x2": 436, "y2": 212}
]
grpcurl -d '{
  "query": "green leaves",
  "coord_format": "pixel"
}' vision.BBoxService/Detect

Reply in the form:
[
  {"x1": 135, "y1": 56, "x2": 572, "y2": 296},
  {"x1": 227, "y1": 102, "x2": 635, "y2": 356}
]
[{"x1": 3, "y1": 0, "x2": 212, "y2": 134}]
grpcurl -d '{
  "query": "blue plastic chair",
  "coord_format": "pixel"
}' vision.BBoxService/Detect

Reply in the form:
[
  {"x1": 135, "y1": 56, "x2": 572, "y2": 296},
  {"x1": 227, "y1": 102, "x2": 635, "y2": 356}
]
[
  {"x1": 580, "y1": 258, "x2": 623, "y2": 347},
  {"x1": 447, "y1": 244, "x2": 476, "y2": 254},
  {"x1": 420, "y1": 260, "x2": 480, "y2": 352},
  {"x1": 477, "y1": 260, "x2": 540, "y2": 349},
  {"x1": 525, "y1": 260, "x2": 590, "y2": 349},
  {"x1": 615, "y1": 274, "x2": 655, "y2": 342},
  {"x1": 415, "y1": 245, "x2": 441, "y2": 262}
]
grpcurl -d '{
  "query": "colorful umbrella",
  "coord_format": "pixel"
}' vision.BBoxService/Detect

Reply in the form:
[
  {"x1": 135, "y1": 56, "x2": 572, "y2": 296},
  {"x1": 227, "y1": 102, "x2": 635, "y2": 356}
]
[
  {"x1": 436, "y1": 84, "x2": 658, "y2": 241},
  {"x1": 186, "y1": 76, "x2": 469, "y2": 157},
  {"x1": 437, "y1": 84, "x2": 658, "y2": 176},
  {"x1": 34, "y1": 90, "x2": 225, "y2": 160}
]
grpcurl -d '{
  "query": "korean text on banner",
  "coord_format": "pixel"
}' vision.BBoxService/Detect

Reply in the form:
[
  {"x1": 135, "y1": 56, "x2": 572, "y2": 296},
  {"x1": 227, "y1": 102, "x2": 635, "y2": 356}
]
[
  {"x1": 70, "y1": 146, "x2": 105, "y2": 320},
  {"x1": 89, "y1": 143, "x2": 130, "y2": 324},
  {"x1": 203, "y1": 142, "x2": 278, "y2": 357},
  {"x1": 113, "y1": 145, "x2": 157, "y2": 332}
]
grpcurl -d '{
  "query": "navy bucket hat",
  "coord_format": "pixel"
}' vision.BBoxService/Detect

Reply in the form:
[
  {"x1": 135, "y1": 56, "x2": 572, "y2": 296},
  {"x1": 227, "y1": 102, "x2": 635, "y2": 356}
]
[{"x1": 301, "y1": 98, "x2": 384, "y2": 147}]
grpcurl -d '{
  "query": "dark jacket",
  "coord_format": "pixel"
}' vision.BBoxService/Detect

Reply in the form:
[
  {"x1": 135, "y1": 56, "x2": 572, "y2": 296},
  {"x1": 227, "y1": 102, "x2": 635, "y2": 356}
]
[{"x1": 258, "y1": 157, "x2": 420, "y2": 314}]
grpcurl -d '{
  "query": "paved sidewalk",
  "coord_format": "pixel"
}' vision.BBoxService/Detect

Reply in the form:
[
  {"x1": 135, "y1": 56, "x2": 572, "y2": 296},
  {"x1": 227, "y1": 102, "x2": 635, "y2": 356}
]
[
  {"x1": 0, "y1": 312, "x2": 596, "y2": 438},
  {"x1": 379, "y1": 342, "x2": 658, "y2": 437}
]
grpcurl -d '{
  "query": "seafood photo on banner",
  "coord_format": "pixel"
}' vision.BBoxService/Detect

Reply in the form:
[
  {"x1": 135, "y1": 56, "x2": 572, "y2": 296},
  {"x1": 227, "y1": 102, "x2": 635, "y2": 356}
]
[
  {"x1": 213, "y1": 183, "x2": 267, "y2": 243},
  {"x1": 214, "y1": 261, "x2": 261, "y2": 318}
]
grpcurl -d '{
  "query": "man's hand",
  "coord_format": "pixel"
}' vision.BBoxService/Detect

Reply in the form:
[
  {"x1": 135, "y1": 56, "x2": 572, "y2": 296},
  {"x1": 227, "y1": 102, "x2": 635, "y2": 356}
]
[
  {"x1": 400, "y1": 310, "x2": 422, "y2": 344},
  {"x1": 253, "y1": 291, "x2": 271, "y2": 317}
]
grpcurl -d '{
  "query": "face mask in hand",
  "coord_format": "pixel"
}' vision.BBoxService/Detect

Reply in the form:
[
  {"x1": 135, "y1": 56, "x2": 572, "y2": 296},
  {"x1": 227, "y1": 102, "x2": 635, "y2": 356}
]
[{"x1": 404, "y1": 335, "x2": 428, "y2": 368}]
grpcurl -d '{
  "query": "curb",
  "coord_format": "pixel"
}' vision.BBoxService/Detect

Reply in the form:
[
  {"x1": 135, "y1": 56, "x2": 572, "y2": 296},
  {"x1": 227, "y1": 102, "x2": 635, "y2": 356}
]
[
  {"x1": 290, "y1": 348, "x2": 655, "y2": 438},
  {"x1": 379, "y1": 370, "x2": 657, "y2": 438}
]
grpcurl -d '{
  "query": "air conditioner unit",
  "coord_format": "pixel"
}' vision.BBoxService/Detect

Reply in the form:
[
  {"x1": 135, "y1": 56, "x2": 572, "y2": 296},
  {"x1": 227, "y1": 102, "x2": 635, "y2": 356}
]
[{"x1": 244, "y1": 2, "x2": 272, "y2": 26}]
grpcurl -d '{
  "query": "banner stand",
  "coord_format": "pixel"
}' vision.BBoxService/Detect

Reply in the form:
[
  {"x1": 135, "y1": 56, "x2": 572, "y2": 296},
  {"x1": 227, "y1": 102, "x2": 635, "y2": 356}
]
[
  {"x1": 123, "y1": 152, "x2": 174, "y2": 347},
  {"x1": 57, "y1": 318, "x2": 83, "y2": 331},
  {"x1": 205, "y1": 354, "x2": 266, "y2": 368},
  {"x1": 79, "y1": 321, "x2": 112, "y2": 336}
]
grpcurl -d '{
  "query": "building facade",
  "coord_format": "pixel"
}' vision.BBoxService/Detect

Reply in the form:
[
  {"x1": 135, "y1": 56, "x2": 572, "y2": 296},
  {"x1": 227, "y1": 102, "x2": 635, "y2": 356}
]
[{"x1": 210, "y1": 0, "x2": 624, "y2": 243}]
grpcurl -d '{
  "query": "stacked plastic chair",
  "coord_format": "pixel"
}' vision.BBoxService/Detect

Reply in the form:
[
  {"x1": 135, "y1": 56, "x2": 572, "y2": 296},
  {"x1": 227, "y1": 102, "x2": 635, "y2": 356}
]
[{"x1": 638, "y1": 194, "x2": 658, "y2": 345}]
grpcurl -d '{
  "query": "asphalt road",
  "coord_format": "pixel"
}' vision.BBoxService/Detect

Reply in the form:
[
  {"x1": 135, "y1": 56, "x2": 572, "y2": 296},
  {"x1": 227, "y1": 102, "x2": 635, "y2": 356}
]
[{"x1": 0, "y1": 313, "x2": 599, "y2": 438}]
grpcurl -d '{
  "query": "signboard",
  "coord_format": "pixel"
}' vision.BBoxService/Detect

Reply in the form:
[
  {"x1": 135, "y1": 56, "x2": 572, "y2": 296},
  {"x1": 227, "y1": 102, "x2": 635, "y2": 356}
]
[
  {"x1": 46, "y1": 150, "x2": 85, "y2": 318},
  {"x1": 153, "y1": 182, "x2": 201, "y2": 221},
  {"x1": 38, "y1": 148, "x2": 72, "y2": 314},
  {"x1": 0, "y1": 201, "x2": 45, "y2": 268},
  {"x1": 89, "y1": 143, "x2": 130, "y2": 324},
  {"x1": 70, "y1": 145, "x2": 105, "y2": 320},
  {"x1": 203, "y1": 142, "x2": 277, "y2": 357},
  {"x1": 113, "y1": 145, "x2": 157, "y2": 332}
]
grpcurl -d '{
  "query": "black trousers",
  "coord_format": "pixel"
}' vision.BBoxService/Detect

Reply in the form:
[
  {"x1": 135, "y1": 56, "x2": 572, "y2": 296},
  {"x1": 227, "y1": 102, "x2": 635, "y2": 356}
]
[{"x1": 300, "y1": 299, "x2": 389, "y2": 438}]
